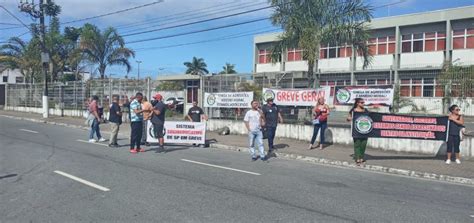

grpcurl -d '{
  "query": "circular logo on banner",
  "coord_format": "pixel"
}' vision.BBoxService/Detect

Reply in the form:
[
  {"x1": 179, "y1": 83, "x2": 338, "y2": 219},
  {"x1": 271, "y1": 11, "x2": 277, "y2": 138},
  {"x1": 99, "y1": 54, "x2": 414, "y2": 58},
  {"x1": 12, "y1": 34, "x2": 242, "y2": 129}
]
[
  {"x1": 355, "y1": 115, "x2": 373, "y2": 134},
  {"x1": 207, "y1": 94, "x2": 216, "y2": 106},
  {"x1": 263, "y1": 89, "x2": 275, "y2": 101},
  {"x1": 336, "y1": 88, "x2": 351, "y2": 103},
  {"x1": 148, "y1": 125, "x2": 166, "y2": 139}
]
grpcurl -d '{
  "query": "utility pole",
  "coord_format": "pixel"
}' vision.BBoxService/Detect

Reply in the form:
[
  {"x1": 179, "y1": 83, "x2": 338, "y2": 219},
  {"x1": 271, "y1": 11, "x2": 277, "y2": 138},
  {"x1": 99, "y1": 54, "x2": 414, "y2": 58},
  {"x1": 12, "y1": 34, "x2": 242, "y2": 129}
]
[{"x1": 19, "y1": 0, "x2": 49, "y2": 118}]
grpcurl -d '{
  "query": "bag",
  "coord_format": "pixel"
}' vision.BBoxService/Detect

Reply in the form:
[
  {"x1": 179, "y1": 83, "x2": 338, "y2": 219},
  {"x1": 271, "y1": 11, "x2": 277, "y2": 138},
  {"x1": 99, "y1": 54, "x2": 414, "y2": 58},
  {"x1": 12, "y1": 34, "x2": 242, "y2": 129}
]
[
  {"x1": 83, "y1": 110, "x2": 90, "y2": 119},
  {"x1": 312, "y1": 118, "x2": 320, "y2": 125}
]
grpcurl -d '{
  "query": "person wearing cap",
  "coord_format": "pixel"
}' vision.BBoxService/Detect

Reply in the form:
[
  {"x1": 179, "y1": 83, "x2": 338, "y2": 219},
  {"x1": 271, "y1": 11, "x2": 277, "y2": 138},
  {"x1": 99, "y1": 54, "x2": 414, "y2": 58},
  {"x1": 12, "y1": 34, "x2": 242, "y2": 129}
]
[
  {"x1": 261, "y1": 97, "x2": 283, "y2": 154},
  {"x1": 151, "y1": 93, "x2": 167, "y2": 152},
  {"x1": 129, "y1": 93, "x2": 144, "y2": 154}
]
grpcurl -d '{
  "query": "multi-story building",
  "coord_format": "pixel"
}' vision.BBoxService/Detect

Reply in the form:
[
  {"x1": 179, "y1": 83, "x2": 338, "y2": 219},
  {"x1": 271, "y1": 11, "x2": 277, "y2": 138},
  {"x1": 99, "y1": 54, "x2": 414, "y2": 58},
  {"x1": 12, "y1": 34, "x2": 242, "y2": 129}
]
[{"x1": 253, "y1": 6, "x2": 474, "y2": 106}]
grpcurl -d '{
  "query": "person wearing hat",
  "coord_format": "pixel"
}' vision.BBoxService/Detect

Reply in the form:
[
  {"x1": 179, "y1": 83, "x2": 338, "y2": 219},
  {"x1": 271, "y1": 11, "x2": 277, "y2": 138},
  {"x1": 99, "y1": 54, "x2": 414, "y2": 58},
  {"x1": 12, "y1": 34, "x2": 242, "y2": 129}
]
[
  {"x1": 261, "y1": 97, "x2": 283, "y2": 154},
  {"x1": 151, "y1": 93, "x2": 167, "y2": 152}
]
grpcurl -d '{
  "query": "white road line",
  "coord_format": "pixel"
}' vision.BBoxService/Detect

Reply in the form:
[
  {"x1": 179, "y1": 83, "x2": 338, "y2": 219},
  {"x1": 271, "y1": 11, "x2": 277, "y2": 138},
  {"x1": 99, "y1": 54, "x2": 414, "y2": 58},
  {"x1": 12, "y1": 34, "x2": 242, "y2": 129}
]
[
  {"x1": 76, "y1": 139, "x2": 109, "y2": 147},
  {"x1": 181, "y1": 159, "x2": 261, "y2": 176},
  {"x1": 19, "y1": 129, "x2": 39, "y2": 134},
  {"x1": 54, "y1": 170, "x2": 110, "y2": 192}
]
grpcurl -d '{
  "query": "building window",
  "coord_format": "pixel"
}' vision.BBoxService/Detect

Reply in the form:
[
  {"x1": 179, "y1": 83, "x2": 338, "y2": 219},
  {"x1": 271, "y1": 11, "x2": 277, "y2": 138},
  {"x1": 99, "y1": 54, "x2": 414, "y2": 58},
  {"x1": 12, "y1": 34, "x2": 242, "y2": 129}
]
[
  {"x1": 320, "y1": 44, "x2": 351, "y2": 59},
  {"x1": 2, "y1": 76, "x2": 7, "y2": 83},
  {"x1": 15, "y1": 77, "x2": 24, "y2": 83},
  {"x1": 258, "y1": 49, "x2": 272, "y2": 64},
  {"x1": 287, "y1": 48, "x2": 303, "y2": 61},
  {"x1": 399, "y1": 78, "x2": 443, "y2": 98},
  {"x1": 186, "y1": 80, "x2": 199, "y2": 103},
  {"x1": 356, "y1": 80, "x2": 366, "y2": 85},
  {"x1": 452, "y1": 28, "x2": 474, "y2": 49},
  {"x1": 401, "y1": 31, "x2": 446, "y2": 53}
]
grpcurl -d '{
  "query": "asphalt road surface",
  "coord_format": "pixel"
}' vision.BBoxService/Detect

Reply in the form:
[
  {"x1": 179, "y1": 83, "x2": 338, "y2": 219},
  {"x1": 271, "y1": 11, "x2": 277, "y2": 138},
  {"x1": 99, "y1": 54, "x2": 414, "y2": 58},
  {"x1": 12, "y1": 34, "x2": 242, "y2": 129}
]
[{"x1": 1, "y1": 117, "x2": 473, "y2": 222}]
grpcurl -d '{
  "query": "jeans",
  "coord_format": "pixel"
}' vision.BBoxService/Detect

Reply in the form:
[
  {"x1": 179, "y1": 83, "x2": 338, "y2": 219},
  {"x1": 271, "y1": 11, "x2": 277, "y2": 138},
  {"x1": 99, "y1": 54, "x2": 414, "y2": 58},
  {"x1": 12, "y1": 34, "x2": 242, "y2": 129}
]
[
  {"x1": 353, "y1": 138, "x2": 368, "y2": 161},
  {"x1": 130, "y1": 121, "x2": 143, "y2": 149},
  {"x1": 109, "y1": 122, "x2": 120, "y2": 145},
  {"x1": 89, "y1": 118, "x2": 102, "y2": 140},
  {"x1": 310, "y1": 122, "x2": 327, "y2": 145},
  {"x1": 266, "y1": 126, "x2": 277, "y2": 150},
  {"x1": 248, "y1": 129, "x2": 265, "y2": 158}
]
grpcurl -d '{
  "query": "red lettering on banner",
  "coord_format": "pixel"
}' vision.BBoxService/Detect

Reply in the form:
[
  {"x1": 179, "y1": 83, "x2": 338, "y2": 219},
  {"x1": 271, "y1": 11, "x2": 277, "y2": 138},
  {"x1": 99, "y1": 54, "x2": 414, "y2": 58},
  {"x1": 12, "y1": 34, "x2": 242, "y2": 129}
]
[
  {"x1": 382, "y1": 115, "x2": 414, "y2": 123},
  {"x1": 380, "y1": 130, "x2": 435, "y2": 139},
  {"x1": 373, "y1": 122, "x2": 446, "y2": 132},
  {"x1": 167, "y1": 130, "x2": 203, "y2": 135},
  {"x1": 413, "y1": 118, "x2": 437, "y2": 124}
]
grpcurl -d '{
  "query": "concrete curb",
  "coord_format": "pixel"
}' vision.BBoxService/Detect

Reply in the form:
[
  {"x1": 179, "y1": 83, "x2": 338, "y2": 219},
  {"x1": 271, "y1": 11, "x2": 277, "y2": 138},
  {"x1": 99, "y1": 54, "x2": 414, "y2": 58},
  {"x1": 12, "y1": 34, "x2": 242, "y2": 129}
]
[
  {"x1": 2, "y1": 114, "x2": 473, "y2": 186},
  {"x1": 209, "y1": 144, "x2": 474, "y2": 186}
]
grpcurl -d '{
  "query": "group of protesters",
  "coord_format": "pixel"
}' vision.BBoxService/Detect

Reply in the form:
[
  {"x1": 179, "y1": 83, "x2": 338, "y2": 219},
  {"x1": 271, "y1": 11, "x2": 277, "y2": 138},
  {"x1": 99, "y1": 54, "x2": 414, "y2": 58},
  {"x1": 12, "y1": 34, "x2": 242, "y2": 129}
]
[{"x1": 86, "y1": 93, "x2": 466, "y2": 165}]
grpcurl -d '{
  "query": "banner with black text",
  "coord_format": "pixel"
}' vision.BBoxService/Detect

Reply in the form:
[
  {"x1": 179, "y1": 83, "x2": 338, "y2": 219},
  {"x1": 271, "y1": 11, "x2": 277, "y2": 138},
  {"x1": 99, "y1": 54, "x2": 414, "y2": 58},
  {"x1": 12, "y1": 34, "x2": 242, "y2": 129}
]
[
  {"x1": 335, "y1": 85, "x2": 394, "y2": 106},
  {"x1": 146, "y1": 121, "x2": 206, "y2": 144}
]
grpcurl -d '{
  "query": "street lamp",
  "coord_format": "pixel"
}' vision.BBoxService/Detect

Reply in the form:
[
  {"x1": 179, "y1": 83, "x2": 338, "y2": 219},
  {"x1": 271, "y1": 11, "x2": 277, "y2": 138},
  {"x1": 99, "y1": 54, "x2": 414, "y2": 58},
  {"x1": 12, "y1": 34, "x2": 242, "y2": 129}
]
[{"x1": 136, "y1": 60, "x2": 142, "y2": 81}]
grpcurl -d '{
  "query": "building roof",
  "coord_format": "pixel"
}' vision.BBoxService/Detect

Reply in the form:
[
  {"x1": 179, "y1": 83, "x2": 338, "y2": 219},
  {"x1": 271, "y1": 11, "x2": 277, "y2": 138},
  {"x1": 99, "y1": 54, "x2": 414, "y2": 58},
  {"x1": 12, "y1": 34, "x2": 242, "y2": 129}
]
[{"x1": 156, "y1": 74, "x2": 201, "y2": 81}]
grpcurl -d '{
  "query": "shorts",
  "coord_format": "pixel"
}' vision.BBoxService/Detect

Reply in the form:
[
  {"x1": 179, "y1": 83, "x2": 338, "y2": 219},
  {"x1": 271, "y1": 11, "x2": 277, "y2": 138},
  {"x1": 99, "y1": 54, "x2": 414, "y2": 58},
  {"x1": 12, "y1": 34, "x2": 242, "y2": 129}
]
[{"x1": 153, "y1": 123, "x2": 165, "y2": 138}]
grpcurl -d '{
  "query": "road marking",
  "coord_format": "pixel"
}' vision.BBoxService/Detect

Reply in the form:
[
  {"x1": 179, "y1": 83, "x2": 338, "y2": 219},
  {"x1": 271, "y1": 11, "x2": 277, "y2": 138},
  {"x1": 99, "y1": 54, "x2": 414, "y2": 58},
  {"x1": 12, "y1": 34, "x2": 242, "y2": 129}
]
[
  {"x1": 19, "y1": 129, "x2": 39, "y2": 134},
  {"x1": 181, "y1": 159, "x2": 261, "y2": 176},
  {"x1": 54, "y1": 170, "x2": 110, "y2": 192},
  {"x1": 76, "y1": 139, "x2": 109, "y2": 147},
  {"x1": 470, "y1": 215, "x2": 474, "y2": 218}
]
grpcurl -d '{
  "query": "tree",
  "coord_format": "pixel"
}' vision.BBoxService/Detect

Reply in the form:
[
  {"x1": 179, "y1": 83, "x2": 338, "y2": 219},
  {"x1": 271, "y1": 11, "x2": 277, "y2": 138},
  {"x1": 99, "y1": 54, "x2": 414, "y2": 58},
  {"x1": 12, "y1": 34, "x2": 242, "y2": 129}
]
[
  {"x1": 184, "y1": 57, "x2": 209, "y2": 75},
  {"x1": 270, "y1": 0, "x2": 373, "y2": 87},
  {"x1": 438, "y1": 63, "x2": 474, "y2": 112},
  {"x1": 80, "y1": 24, "x2": 135, "y2": 79},
  {"x1": 0, "y1": 37, "x2": 42, "y2": 83},
  {"x1": 237, "y1": 82, "x2": 262, "y2": 101},
  {"x1": 219, "y1": 63, "x2": 237, "y2": 74}
]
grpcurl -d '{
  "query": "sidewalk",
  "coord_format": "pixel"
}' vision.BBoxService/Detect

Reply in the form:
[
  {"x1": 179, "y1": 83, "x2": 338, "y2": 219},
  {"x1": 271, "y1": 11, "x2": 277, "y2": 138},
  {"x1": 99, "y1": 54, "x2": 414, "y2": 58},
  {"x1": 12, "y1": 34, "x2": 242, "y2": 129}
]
[{"x1": 1, "y1": 110, "x2": 473, "y2": 185}]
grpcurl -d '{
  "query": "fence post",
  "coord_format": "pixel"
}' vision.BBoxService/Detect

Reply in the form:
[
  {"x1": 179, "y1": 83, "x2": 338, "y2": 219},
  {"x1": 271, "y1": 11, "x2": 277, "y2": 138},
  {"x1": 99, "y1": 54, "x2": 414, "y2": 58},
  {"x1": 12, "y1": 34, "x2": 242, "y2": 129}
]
[{"x1": 5, "y1": 83, "x2": 8, "y2": 109}]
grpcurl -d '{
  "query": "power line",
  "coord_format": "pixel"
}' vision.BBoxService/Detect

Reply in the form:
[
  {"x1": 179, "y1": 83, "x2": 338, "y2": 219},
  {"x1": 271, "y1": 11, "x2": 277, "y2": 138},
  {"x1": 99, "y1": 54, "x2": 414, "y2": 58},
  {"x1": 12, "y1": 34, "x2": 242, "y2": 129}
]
[
  {"x1": 0, "y1": 5, "x2": 31, "y2": 31},
  {"x1": 122, "y1": 5, "x2": 273, "y2": 37},
  {"x1": 126, "y1": 17, "x2": 269, "y2": 44},
  {"x1": 61, "y1": 0, "x2": 165, "y2": 24},
  {"x1": 118, "y1": 1, "x2": 266, "y2": 32}
]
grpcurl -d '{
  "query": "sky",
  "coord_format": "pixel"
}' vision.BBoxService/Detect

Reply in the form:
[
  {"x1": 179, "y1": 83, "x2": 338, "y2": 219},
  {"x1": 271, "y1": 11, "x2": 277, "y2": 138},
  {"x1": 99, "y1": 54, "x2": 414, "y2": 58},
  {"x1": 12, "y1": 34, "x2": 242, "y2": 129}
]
[{"x1": 1, "y1": 0, "x2": 473, "y2": 79}]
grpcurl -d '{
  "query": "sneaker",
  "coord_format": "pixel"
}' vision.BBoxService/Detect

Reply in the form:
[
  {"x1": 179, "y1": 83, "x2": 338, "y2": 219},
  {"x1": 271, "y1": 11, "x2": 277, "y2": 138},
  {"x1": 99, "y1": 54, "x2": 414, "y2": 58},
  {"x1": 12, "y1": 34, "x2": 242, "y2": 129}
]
[
  {"x1": 145, "y1": 142, "x2": 151, "y2": 147},
  {"x1": 308, "y1": 144, "x2": 313, "y2": 150},
  {"x1": 445, "y1": 159, "x2": 451, "y2": 164},
  {"x1": 130, "y1": 149, "x2": 137, "y2": 154},
  {"x1": 88, "y1": 139, "x2": 97, "y2": 143},
  {"x1": 137, "y1": 148, "x2": 145, "y2": 152},
  {"x1": 251, "y1": 157, "x2": 258, "y2": 161},
  {"x1": 98, "y1": 138, "x2": 107, "y2": 142},
  {"x1": 455, "y1": 159, "x2": 461, "y2": 164},
  {"x1": 261, "y1": 156, "x2": 267, "y2": 161}
]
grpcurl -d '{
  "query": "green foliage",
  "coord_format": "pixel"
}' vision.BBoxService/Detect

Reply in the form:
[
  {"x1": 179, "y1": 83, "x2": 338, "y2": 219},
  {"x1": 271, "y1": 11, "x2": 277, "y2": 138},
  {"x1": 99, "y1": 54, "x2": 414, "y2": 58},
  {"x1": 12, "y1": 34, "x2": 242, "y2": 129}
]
[
  {"x1": 438, "y1": 64, "x2": 474, "y2": 99},
  {"x1": 184, "y1": 57, "x2": 209, "y2": 75},
  {"x1": 270, "y1": 0, "x2": 373, "y2": 87},
  {"x1": 238, "y1": 82, "x2": 262, "y2": 101},
  {"x1": 156, "y1": 81, "x2": 184, "y2": 91},
  {"x1": 0, "y1": 37, "x2": 42, "y2": 83},
  {"x1": 219, "y1": 63, "x2": 237, "y2": 74},
  {"x1": 391, "y1": 84, "x2": 424, "y2": 113},
  {"x1": 60, "y1": 73, "x2": 81, "y2": 82}
]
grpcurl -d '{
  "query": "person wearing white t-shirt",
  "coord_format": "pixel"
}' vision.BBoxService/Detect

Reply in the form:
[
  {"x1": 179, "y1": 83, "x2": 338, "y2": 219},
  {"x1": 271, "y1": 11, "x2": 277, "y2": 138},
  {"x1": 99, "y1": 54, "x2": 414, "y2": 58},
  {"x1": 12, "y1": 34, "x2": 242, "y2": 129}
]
[{"x1": 244, "y1": 100, "x2": 266, "y2": 161}]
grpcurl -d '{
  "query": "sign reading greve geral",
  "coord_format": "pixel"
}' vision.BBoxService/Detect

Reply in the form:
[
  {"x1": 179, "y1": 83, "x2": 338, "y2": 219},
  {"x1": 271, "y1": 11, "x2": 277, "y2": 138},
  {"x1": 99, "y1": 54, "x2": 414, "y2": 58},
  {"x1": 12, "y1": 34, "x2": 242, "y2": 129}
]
[
  {"x1": 262, "y1": 87, "x2": 331, "y2": 106},
  {"x1": 204, "y1": 92, "x2": 253, "y2": 108},
  {"x1": 335, "y1": 85, "x2": 394, "y2": 106},
  {"x1": 146, "y1": 121, "x2": 206, "y2": 144},
  {"x1": 352, "y1": 112, "x2": 449, "y2": 141}
]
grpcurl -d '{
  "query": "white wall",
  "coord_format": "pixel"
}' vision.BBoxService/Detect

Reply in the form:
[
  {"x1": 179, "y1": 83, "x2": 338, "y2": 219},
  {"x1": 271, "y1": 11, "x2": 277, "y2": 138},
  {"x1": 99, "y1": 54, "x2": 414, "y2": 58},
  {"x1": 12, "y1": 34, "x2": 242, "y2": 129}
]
[
  {"x1": 400, "y1": 52, "x2": 444, "y2": 68},
  {"x1": 318, "y1": 58, "x2": 351, "y2": 72},
  {"x1": 1, "y1": 69, "x2": 24, "y2": 84},
  {"x1": 256, "y1": 63, "x2": 281, "y2": 73},
  {"x1": 357, "y1": 55, "x2": 393, "y2": 70},
  {"x1": 284, "y1": 61, "x2": 308, "y2": 72},
  {"x1": 452, "y1": 49, "x2": 474, "y2": 65},
  {"x1": 207, "y1": 119, "x2": 474, "y2": 157}
]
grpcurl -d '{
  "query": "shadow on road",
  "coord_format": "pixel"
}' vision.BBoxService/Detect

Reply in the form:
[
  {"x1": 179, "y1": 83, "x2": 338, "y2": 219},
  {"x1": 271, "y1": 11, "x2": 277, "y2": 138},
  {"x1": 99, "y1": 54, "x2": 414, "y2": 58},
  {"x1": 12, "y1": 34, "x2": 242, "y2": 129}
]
[{"x1": 0, "y1": 174, "x2": 18, "y2": 180}]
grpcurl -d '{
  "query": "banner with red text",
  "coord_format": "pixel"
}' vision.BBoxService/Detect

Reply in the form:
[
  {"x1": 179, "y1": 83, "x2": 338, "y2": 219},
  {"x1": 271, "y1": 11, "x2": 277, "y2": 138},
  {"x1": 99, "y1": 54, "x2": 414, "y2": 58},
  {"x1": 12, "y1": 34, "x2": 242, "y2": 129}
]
[
  {"x1": 352, "y1": 112, "x2": 448, "y2": 141},
  {"x1": 335, "y1": 85, "x2": 394, "y2": 106},
  {"x1": 262, "y1": 87, "x2": 331, "y2": 106},
  {"x1": 147, "y1": 121, "x2": 206, "y2": 144}
]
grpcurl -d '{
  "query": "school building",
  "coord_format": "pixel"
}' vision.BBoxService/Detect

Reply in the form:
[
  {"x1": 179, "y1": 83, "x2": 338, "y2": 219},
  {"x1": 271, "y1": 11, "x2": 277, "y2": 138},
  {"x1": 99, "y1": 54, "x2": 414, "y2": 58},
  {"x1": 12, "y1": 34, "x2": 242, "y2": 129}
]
[{"x1": 252, "y1": 6, "x2": 474, "y2": 114}]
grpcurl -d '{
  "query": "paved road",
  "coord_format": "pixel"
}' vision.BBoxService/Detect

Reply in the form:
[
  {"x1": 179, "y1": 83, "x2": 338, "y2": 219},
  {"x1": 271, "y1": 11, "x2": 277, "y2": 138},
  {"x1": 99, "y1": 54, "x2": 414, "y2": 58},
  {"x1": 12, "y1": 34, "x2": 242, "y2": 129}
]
[{"x1": 1, "y1": 117, "x2": 473, "y2": 222}]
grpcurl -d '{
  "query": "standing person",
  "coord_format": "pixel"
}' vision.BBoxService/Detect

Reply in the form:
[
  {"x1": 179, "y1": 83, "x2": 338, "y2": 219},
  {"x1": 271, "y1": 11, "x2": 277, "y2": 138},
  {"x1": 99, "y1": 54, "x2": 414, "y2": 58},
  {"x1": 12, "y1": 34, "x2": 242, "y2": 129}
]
[
  {"x1": 187, "y1": 101, "x2": 208, "y2": 147},
  {"x1": 129, "y1": 93, "x2": 144, "y2": 154},
  {"x1": 262, "y1": 97, "x2": 283, "y2": 154},
  {"x1": 244, "y1": 100, "x2": 266, "y2": 161},
  {"x1": 347, "y1": 98, "x2": 369, "y2": 166},
  {"x1": 88, "y1": 95, "x2": 107, "y2": 143},
  {"x1": 151, "y1": 93, "x2": 167, "y2": 152},
  {"x1": 108, "y1": 96, "x2": 122, "y2": 147},
  {"x1": 309, "y1": 98, "x2": 330, "y2": 150},
  {"x1": 141, "y1": 96, "x2": 153, "y2": 147},
  {"x1": 446, "y1": 105, "x2": 464, "y2": 164}
]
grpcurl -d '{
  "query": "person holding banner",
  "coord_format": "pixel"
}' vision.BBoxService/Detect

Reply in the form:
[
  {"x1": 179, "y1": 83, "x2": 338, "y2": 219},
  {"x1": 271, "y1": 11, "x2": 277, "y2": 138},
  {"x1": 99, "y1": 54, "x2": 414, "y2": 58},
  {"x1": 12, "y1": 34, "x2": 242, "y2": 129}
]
[
  {"x1": 309, "y1": 98, "x2": 330, "y2": 150},
  {"x1": 446, "y1": 105, "x2": 465, "y2": 164},
  {"x1": 187, "y1": 101, "x2": 208, "y2": 147},
  {"x1": 347, "y1": 98, "x2": 369, "y2": 166},
  {"x1": 244, "y1": 100, "x2": 266, "y2": 161},
  {"x1": 262, "y1": 97, "x2": 283, "y2": 154}
]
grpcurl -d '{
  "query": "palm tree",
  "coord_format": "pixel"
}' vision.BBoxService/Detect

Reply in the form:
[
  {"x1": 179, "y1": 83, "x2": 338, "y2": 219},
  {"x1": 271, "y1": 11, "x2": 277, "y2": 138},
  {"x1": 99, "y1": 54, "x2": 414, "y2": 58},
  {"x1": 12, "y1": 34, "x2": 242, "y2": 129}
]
[
  {"x1": 270, "y1": 0, "x2": 373, "y2": 87},
  {"x1": 0, "y1": 37, "x2": 42, "y2": 83},
  {"x1": 184, "y1": 57, "x2": 209, "y2": 75},
  {"x1": 219, "y1": 63, "x2": 237, "y2": 74},
  {"x1": 79, "y1": 24, "x2": 135, "y2": 79}
]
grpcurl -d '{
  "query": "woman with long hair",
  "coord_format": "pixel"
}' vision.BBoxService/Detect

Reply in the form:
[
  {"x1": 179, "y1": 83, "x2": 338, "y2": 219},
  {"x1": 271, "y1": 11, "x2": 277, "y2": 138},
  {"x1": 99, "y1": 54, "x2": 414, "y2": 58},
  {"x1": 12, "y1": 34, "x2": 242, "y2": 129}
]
[
  {"x1": 347, "y1": 98, "x2": 369, "y2": 166},
  {"x1": 309, "y1": 97, "x2": 330, "y2": 150},
  {"x1": 446, "y1": 104, "x2": 464, "y2": 164}
]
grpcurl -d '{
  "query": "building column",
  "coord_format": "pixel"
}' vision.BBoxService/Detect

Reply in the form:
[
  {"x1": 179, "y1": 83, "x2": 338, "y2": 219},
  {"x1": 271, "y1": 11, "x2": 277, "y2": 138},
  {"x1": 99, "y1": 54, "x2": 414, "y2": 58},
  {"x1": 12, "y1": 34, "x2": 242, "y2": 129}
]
[
  {"x1": 394, "y1": 26, "x2": 401, "y2": 84},
  {"x1": 350, "y1": 46, "x2": 356, "y2": 85},
  {"x1": 446, "y1": 20, "x2": 452, "y2": 63}
]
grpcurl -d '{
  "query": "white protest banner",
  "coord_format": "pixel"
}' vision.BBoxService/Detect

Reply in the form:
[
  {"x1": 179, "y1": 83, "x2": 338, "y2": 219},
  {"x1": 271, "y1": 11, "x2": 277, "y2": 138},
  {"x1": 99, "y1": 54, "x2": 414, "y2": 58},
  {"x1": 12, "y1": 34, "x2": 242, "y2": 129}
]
[
  {"x1": 262, "y1": 87, "x2": 331, "y2": 106},
  {"x1": 146, "y1": 121, "x2": 206, "y2": 144},
  {"x1": 204, "y1": 92, "x2": 253, "y2": 108},
  {"x1": 334, "y1": 85, "x2": 394, "y2": 106}
]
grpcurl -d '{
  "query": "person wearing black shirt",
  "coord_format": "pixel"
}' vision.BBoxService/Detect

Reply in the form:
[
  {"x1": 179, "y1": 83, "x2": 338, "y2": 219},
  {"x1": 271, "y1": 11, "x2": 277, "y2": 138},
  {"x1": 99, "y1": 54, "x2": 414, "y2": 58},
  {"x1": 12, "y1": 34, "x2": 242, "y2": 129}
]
[
  {"x1": 108, "y1": 96, "x2": 122, "y2": 147},
  {"x1": 187, "y1": 101, "x2": 208, "y2": 147},
  {"x1": 151, "y1": 93, "x2": 168, "y2": 152},
  {"x1": 262, "y1": 98, "x2": 283, "y2": 154}
]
